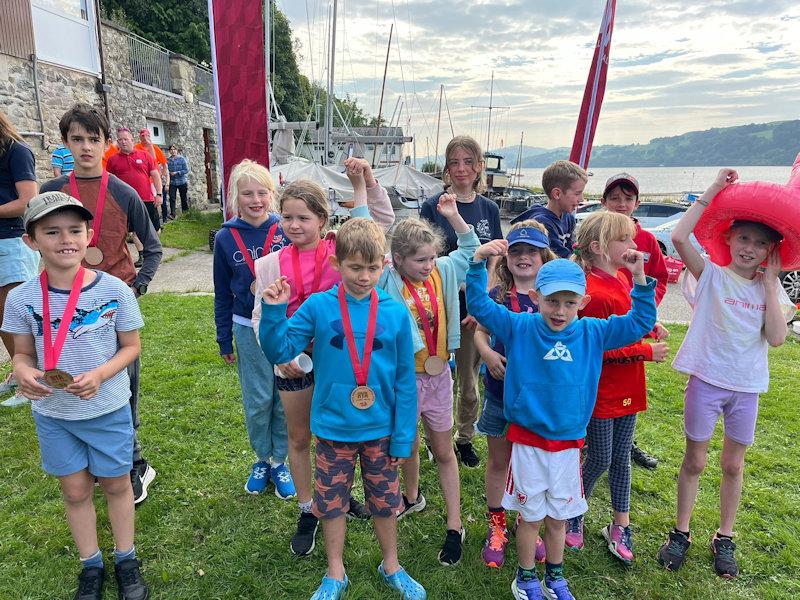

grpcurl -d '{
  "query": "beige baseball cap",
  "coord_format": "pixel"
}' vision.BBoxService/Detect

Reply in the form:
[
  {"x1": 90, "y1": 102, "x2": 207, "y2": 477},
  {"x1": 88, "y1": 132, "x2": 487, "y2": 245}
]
[{"x1": 23, "y1": 191, "x2": 94, "y2": 230}]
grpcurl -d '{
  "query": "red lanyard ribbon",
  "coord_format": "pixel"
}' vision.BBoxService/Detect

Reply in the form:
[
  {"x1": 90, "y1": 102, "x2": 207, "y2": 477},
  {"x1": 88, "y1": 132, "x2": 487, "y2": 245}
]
[
  {"x1": 338, "y1": 285, "x2": 378, "y2": 386},
  {"x1": 69, "y1": 171, "x2": 108, "y2": 248},
  {"x1": 509, "y1": 286, "x2": 521, "y2": 313},
  {"x1": 402, "y1": 276, "x2": 439, "y2": 356},
  {"x1": 290, "y1": 243, "x2": 326, "y2": 304},
  {"x1": 40, "y1": 266, "x2": 85, "y2": 371},
  {"x1": 230, "y1": 222, "x2": 278, "y2": 276}
]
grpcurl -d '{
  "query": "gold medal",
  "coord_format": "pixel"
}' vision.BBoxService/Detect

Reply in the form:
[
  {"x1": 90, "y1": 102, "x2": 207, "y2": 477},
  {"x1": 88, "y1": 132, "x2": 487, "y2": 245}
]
[
  {"x1": 43, "y1": 369, "x2": 74, "y2": 389},
  {"x1": 250, "y1": 280, "x2": 257, "y2": 295},
  {"x1": 424, "y1": 355, "x2": 446, "y2": 376},
  {"x1": 84, "y1": 246, "x2": 104, "y2": 266},
  {"x1": 351, "y1": 385, "x2": 375, "y2": 410}
]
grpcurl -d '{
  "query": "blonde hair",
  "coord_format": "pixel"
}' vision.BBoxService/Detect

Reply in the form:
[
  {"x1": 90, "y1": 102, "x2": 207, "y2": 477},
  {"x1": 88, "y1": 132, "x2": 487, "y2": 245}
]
[
  {"x1": 279, "y1": 179, "x2": 330, "y2": 233},
  {"x1": 227, "y1": 159, "x2": 276, "y2": 216},
  {"x1": 573, "y1": 211, "x2": 635, "y2": 273},
  {"x1": 443, "y1": 135, "x2": 487, "y2": 194},
  {"x1": 389, "y1": 218, "x2": 445, "y2": 275},
  {"x1": 0, "y1": 110, "x2": 23, "y2": 151},
  {"x1": 335, "y1": 217, "x2": 386, "y2": 263},
  {"x1": 542, "y1": 160, "x2": 588, "y2": 199},
  {"x1": 494, "y1": 219, "x2": 556, "y2": 303}
]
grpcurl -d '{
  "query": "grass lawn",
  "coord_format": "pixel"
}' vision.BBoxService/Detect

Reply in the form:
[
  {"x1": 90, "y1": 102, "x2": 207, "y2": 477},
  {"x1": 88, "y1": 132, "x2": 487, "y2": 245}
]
[
  {"x1": 159, "y1": 209, "x2": 223, "y2": 251},
  {"x1": 1, "y1": 295, "x2": 799, "y2": 599}
]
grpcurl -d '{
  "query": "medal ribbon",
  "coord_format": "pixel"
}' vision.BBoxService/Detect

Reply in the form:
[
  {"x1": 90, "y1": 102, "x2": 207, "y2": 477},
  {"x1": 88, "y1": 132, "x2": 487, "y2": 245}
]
[
  {"x1": 338, "y1": 285, "x2": 378, "y2": 386},
  {"x1": 230, "y1": 222, "x2": 279, "y2": 277},
  {"x1": 69, "y1": 171, "x2": 108, "y2": 248},
  {"x1": 40, "y1": 266, "x2": 86, "y2": 371},
  {"x1": 509, "y1": 286, "x2": 521, "y2": 313},
  {"x1": 290, "y1": 243, "x2": 326, "y2": 304},
  {"x1": 402, "y1": 276, "x2": 439, "y2": 357}
]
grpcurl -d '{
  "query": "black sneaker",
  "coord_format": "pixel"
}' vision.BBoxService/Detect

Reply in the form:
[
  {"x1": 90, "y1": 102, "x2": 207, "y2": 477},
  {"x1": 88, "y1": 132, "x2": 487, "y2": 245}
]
[
  {"x1": 134, "y1": 255, "x2": 144, "y2": 269},
  {"x1": 455, "y1": 441, "x2": 480, "y2": 468},
  {"x1": 290, "y1": 511, "x2": 319, "y2": 556},
  {"x1": 74, "y1": 566, "x2": 104, "y2": 600},
  {"x1": 710, "y1": 533, "x2": 739, "y2": 579},
  {"x1": 131, "y1": 460, "x2": 156, "y2": 505},
  {"x1": 114, "y1": 559, "x2": 149, "y2": 600},
  {"x1": 657, "y1": 529, "x2": 692, "y2": 571},
  {"x1": 631, "y1": 442, "x2": 658, "y2": 469},
  {"x1": 346, "y1": 497, "x2": 371, "y2": 520},
  {"x1": 396, "y1": 491, "x2": 427, "y2": 520},
  {"x1": 438, "y1": 527, "x2": 465, "y2": 566}
]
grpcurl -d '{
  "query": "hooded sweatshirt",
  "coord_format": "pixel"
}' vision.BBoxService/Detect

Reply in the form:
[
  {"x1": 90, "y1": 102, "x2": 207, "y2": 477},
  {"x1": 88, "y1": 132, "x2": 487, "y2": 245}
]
[{"x1": 511, "y1": 205, "x2": 575, "y2": 258}]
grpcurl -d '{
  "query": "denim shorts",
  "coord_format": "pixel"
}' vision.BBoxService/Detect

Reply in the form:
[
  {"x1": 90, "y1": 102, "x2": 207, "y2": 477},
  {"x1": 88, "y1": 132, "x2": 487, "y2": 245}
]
[
  {"x1": 0, "y1": 237, "x2": 40, "y2": 287},
  {"x1": 476, "y1": 389, "x2": 508, "y2": 437},
  {"x1": 275, "y1": 370, "x2": 315, "y2": 392}
]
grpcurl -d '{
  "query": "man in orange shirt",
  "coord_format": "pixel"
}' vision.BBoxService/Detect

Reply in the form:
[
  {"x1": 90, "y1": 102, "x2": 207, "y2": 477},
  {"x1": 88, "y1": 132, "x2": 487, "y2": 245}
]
[{"x1": 135, "y1": 129, "x2": 169, "y2": 193}]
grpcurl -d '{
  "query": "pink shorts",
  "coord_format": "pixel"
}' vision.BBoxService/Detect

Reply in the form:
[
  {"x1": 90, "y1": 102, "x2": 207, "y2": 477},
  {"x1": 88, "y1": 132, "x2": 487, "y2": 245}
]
[
  {"x1": 684, "y1": 376, "x2": 759, "y2": 446},
  {"x1": 416, "y1": 369, "x2": 454, "y2": 432}
]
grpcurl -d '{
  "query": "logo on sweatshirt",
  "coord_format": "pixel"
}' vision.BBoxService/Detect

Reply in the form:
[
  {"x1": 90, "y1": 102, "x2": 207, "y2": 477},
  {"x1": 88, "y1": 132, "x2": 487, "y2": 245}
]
[{"x1": 543, "y1": 341, "x2": 573, "y2": 362}]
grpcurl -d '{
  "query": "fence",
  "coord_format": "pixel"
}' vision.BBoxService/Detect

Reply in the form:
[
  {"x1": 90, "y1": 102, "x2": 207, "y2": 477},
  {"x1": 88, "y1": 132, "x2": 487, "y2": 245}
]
[
  {"x1": 195, "y1": 65, "x2": 214, "y2": 104},
  {"x1": 127, "y1": 32, "x2": 171, "y2": 92}
]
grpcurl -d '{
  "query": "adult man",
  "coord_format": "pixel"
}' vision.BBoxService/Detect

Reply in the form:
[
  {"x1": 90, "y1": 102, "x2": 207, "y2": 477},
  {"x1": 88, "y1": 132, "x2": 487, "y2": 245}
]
[{"x1": 135, "y1": 128, "x2": 169, "y2": 201}]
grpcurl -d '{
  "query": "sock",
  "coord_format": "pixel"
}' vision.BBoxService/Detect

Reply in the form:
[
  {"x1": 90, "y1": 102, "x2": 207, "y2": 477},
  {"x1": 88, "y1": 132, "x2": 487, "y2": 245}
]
[
  {"x1": 674, "y1": 527, "x2": 690, "y2": 538},
  {"x1": 269, "y1": 459, "x2": 283, "y2": 469},
  {"x1": 80, "y1": 550, "x2": 104, "y2": 570},
  {"x1": 488, "y1": 506, "x2": 505, "y2": 515},
  {"x1": 545, "y1": 562, "x2": 564, "y2": 581},
  {"x1": 716, "y1": 531, "x2": 733, "y2": 540},
  {"x1": 517, "y1": 565, "x2": 537, "y2": 582},
  {"x1": 299, "y1": 500, "x2": 313, "y2": 514},
  {"x1": 114, "y1": 546, "x2": 136, "y2": 564}
]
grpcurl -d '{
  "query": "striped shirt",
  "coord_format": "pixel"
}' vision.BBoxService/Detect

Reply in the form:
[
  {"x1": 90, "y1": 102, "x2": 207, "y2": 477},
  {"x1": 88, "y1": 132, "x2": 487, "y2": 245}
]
[{"x1": 50, "y1": 145, "x2": 74, "y2": 175}]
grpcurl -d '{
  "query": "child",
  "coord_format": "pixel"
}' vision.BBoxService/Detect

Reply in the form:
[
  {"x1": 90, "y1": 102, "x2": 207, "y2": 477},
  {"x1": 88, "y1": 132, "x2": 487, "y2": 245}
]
[
  {"x1": 511, "y1": 160, "x2": 588, "y2": 258},
  {"x1": 213, "y1": 159, "x2": 294, "y2": 498},
  {"x1": 600, "y1": 172, "x2": 670, "y2": 469},
  {"x1": 252, "y1": 158, "x2": 394, "y2": 556},
  {"x1": 657, "y1": 169, "x2": 794, "y2": 578},
  {"x1": 473, "y1": 220, "x2": 556, "y2": 569},
  {"x1": 566, "y1": 211, "x2": 669, "y2": 564},
  {"x1": 2, "y1": 192, "x2": 147, "y2": 600},
  {"x1": 466, "y1": 243, "x2": 657, "y2": 600},
  {"x1": 259, "y1": 217, "x2": 426, "y2": 600},
  {"x1": 377, "y1": 193, "x2": 479, "y2": 566}
]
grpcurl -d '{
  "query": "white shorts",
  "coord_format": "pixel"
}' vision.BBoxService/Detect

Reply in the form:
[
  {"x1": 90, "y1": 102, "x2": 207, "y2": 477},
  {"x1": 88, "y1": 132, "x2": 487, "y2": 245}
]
[{"x1": 503, "y1": 443, "x2": 587, "y2": 522}]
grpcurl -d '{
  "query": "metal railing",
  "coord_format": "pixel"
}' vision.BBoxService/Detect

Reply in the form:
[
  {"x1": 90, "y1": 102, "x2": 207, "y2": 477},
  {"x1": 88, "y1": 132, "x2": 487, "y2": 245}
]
[
  {"x1": 127, "y1": 32, "x2": 171, "y2": 92},
  {"x1": 195, "y1": 65, "x2": 214, "y2": 104}
]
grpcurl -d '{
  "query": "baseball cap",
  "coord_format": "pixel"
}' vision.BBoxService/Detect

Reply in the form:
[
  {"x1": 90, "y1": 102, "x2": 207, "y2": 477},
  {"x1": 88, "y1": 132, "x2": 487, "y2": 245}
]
[
  {"x1": 535, "y1": 259, "x2": 586, "y2": 297},
  {"x1": 603, "y1": 173, "x2": 639, "y2": 198},
  {"x1": 23, "y1": 191, "x2": 94, "y2": 231},
  {"x1": 507, "y1": 227, "x2": 549, "y2": 249}
]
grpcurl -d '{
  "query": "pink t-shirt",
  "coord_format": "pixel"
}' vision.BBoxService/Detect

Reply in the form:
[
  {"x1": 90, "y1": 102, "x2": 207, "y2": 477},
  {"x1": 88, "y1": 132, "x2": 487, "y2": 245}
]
[{"x1": 278, "y1": 233, "x2": 339, "y2": 316}]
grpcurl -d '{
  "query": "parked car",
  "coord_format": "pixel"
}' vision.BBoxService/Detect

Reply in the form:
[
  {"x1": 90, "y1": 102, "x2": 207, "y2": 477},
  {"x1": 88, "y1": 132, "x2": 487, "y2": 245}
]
[
  {"x1": 645, "y1": 218, "x2": 704, "y2": 260},
  {"x1": 576, "y1": 202, "x2": 686, "y2": 228},
  {"x1": 574, "y1": 201, "x2": 603, "y2": 224},
  {"x1": 781, "y1": 270, "x2": 800, "y2": 304}
]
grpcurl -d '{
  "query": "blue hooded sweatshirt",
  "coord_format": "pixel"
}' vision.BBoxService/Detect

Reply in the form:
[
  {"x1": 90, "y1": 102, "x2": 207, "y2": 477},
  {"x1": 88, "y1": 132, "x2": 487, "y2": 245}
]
[
  {"x1": 511, "y1": 205, "x2": 575, "y2": 258},
  {"x1": 213, "y1": 215, "x2": 288, "y2": 355},
  {"x1": 466, "y1": 260, "x2": 656, "y2": 441},
  {"x1": 259, "y1": 284, "x2": 418, "y2": 458}
]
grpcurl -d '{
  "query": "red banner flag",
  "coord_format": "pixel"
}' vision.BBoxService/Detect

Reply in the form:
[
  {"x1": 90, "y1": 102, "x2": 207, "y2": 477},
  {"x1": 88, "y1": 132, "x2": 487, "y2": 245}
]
[{"x1": 569, "y1": 0, "x2": 616, "y2": 169}]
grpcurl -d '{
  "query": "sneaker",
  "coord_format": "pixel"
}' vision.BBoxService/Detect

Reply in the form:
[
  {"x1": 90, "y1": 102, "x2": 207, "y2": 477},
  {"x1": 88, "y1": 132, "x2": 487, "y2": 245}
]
[
  {"x1": 438, "y1": 527, "x2": 465, "y2": 566},
  {"x1": 290, "y1": 511, "x2": 319, "y2": 556},
  {"x1": 482, "y1": 512, "x2": 509, "y2": 568},
  {"x1": 244, "y1": 461, "x2": 270, "y2": 495},
  {"x1": 631, "y1": 442, "x2": 658, "y2": 469},
  {"x1": 114, "y1": 559, "x2": 149, "y2": 600},
  {"x1": 454, "y1": 441, "x2": 480, "y2": 468},
  {"x1": 74, "y1": 566, "x2": 105, "y2": 600},
  {"x1": 601, "y1": 523, "x2": 634, "y2": 565},
  {"x1": 535, "y1": 536, "x2": 547, "y2": 563},
  {"x1": 378, "y1": 562, "x2": 427, "y2": 599},
  {"x1": 309, "y1": 574, "x2": 349, "y2": 600},
  {"x1": 346, "y1": 496, "x2": 371, "y2": 520},
  {"x1": 396, "y1": 491, "x2": 427, "y2": 520},
  {"x1": 1, "y1": 393, "x2": 29, "y2": 407},
  {"x1": 271, "y1": 463, "x2": 296, "y2": 499},
  {"x1": 511, "y1": 573, "x2": 546, "y2": 600},
  {"x1": 134, "y1": 255, "x2": 144, "y2": 269},
  {"x1": 543, "y1": 577, "x2": 575, "y2": 600},
  {"x1": 131, "y1": 461, "x2": 156, "y2": 505},
  {"x1": 0, "y1": 374, "x2": 18, "y2": 394},
  {"x1": 710, "y1": 533, "x2": 739, "y2": 579},
  {"x1": 657, "y1": 529, "x2": 692, "y2": 571},
  {"x1": 565, "y1": 516, "x2": 584, "y2": 550}
]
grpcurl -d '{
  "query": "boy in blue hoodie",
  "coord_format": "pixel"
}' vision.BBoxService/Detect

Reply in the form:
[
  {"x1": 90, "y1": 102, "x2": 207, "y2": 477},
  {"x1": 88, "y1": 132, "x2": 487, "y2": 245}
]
[
  {"x1": 259, "y1": 218, "x2": 425, "y2": 600},
  {"x1": 466, "y1": 245, "x2": 656, "y2": 600}
]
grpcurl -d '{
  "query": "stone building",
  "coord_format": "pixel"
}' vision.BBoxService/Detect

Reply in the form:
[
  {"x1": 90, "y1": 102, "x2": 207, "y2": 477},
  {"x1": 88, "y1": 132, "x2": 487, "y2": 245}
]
[{"x1": 0, "y1": 0, "x2": 220, "y2": 208}]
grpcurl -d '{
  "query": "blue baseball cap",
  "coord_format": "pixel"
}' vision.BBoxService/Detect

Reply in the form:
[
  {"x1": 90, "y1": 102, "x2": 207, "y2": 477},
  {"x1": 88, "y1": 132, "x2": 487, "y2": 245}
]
[
  {"x1": 507, "y1": 227, "x2": 549, "y2": 249},
  {"x1": 535, "y1": 259, "x2": 586, "y2": 296}
]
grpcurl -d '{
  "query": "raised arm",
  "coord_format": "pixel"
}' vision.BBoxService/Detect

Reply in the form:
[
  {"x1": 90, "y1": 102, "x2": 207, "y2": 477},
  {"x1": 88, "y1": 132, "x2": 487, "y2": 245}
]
[
  {"x1": 465, "y1": 241, "x2": 516, "y2": 346},
  {"x1": 763, "y1": 250, "x2": 789, "y2": 347},
  {"x1": 258, "y1": 277, "x2": 317, "y2": 364},
  {"x1": 345, "y1": 157, "x2": 394, "y2": 231}
]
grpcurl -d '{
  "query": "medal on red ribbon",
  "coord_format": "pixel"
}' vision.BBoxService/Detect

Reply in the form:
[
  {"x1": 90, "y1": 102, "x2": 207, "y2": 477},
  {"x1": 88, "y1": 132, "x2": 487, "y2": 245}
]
[
  {"x1": 509, "y1": 286, "x2": 522, "y2": 313},
  {"x1": 230, "y1": 223, "x2": 279, "y2": 295},
  {"x1": 338, "y1": 285, "x2": 379, "y2": 409},
  {"x1": 402, "y1": 276, "x2": 445, "y2": 375},
  {"x1": 69, "y1": 171, "x2": 108, "y2": 266},
  {"x1": 39, "y1": 266, "x2": 86, "y2": 389},
  {"x1": 290, "y1": 243, "x2": 326, "y2": 305}
]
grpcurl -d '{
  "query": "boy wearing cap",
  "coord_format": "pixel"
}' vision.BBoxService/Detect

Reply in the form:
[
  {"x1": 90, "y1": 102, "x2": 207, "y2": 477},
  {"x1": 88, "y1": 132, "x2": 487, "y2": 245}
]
[
  {"x1": 2, "y1": 192, "x2": 148, "y2": 600},
  {"x1": 466, "y1": 244, "x2": 656, "y2": 600}
]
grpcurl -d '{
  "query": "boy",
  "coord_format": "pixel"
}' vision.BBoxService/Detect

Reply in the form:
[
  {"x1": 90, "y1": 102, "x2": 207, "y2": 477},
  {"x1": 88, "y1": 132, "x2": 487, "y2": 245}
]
[
  {"x1": 600, "y1": 172, "x2": 670, "y2": 469},
  {"x1": 41, "y1": 104, "x2": 163, "y2": 504},
  {"x1": 259, "y1": 218, "x2": 426, "y2": 600},
  {"x1": 511, "y1": 160, "x2": 588, "y2": 258},
  {"x1": 2, "y1": 192, "x2": 147, "y2": 600},
  {"x1": 466, "y1": 246, "x2": 656, "y2": 600},
  {"x1": 657, "y1": 168, "x2": 794, "y2": 578}
]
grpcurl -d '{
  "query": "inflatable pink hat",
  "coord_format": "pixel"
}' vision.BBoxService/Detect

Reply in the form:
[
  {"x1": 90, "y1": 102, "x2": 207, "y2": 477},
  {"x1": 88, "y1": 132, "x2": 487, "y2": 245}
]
[{"x1": 695, "y1": 152, "x2": 800, "y2": 271}]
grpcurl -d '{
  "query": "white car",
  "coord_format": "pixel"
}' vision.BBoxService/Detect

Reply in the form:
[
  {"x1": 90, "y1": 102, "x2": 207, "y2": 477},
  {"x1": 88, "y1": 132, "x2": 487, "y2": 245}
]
[{"x1": 645, "y1": 218, "x2": 704, "y2": 260}]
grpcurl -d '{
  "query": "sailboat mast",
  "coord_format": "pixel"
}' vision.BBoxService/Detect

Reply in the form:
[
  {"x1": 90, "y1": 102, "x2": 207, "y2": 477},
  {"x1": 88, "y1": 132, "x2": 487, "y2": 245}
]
[
  {"x1": 434, "y1": 84, "x2": 443, "y2": 171},
  {"x1": 514, "y1": 131, "x2": 524, "y2": 186},
  {"x1": 324, "y1": 0, "x2": 338, "y2": 165},
  {"x1": 486, "y1": 70, "x2": 494, "y2": 150},
  {"x1": 372, "y1": 23, "x2": 394, "y2": 168}
]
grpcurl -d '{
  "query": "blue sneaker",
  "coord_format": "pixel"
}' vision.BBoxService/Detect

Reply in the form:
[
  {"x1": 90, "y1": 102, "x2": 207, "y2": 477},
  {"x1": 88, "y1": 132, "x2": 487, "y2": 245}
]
[
  {"x1": 378, "y1": 563, "x2": 426, "y2": 599},
  {"x1": 244, "y1": 461, "x2": 270, "y2": 495},
  {"x1": 543, "y1": 577, "x2": 575, "y2": 600},
  {"x1": 310, "y1": 574, "x2": 348, "y2": 600},
  {"x1": 511, "y1": 573, "x2": 546, "y2": 600},
  {"x1": 271, "y1": 463, "x2": 297, "y2": 499}
]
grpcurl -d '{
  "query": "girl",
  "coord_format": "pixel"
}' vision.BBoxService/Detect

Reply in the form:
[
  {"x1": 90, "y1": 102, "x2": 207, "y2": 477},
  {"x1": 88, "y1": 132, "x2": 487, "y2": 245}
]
[
  {"x1": 212, "y1": 159, "x2": 295, "y2": 500},
  {"x1": 473, "y1": 220, "x2": 556, "y2": 569},
  {"x1": 567, "y1": 210, "x2": 669, "y2": 564},
  {"x1": 377, "y1": 194, "x2": 479, "y2": 566},
  {"x1": 252, "y1": 158, "x2": 394, "y2": 558}
]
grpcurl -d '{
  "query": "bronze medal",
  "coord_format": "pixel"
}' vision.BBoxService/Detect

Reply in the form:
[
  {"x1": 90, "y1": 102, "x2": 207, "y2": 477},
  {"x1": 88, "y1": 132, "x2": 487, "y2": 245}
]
[
  {"x1": 351, "y1": 385, "x2": 375, "y2": 410},
  {"x1": 43, "y1": 369, "x2": 74, "y2": 389},
  {"x1": 250, "y1": 280, "x2": 257, "y2": 295},
  {"x1": 84, "y1": 246, "x2": 104, "y2": 266},
  {"x1": 424, "y1": 355, "x2": 446, "y2": 376}
]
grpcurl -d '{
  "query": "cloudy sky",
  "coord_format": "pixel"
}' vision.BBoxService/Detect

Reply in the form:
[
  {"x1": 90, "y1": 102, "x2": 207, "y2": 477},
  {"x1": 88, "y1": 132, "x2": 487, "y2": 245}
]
[{"x1": 276, "y1": 0, "x2": 800, "y2": 151}]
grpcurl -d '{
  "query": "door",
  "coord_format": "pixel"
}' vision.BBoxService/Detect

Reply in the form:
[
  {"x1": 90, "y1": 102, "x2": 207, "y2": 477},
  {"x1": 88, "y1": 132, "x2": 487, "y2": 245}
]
[{"x1": 203, "y1": 129, "x2": 214, "y2": 202}]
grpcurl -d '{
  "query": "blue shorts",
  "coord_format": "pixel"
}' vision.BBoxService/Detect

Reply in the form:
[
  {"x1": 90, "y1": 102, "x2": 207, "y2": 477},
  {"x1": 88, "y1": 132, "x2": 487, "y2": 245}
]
[
  {"x1": 32, "y1": 406, "x2": 133, "y2": 478},
  {"x1": 0, "y1": 237, "x2": 40, "y2": 287},
  {"x1": 476, "y1": 389, "x2": 508, "y2": 438}
]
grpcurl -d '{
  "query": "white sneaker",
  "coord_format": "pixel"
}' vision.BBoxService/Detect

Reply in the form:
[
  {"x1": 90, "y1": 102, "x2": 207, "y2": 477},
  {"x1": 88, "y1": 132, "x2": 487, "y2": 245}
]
[{"x1": 1, "y1": 394, "x2": 29, "y2": 408}]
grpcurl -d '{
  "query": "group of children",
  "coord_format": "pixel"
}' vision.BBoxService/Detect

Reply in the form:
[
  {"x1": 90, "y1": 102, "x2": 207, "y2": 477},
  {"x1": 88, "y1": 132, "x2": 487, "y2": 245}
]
[{"x1": 4, "y1": 124, "x2": 796, "y2": 600}]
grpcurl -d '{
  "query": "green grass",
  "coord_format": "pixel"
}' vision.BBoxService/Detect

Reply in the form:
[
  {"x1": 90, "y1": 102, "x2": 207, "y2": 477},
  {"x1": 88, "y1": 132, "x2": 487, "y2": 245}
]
[
  {"x1": 1, "y1": 296, "x2": 799, "y2": 598},
  {"x1": 160, "y1": 210, "x2": 223, "y2": 251}
]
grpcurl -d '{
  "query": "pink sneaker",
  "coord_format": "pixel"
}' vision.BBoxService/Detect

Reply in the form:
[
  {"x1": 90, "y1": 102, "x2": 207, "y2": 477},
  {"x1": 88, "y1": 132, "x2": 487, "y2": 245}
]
[
  {"x1": 565, "y1": 515, "x2": 584, "y2": 550},
  {"x1": 601, "y1": 523, "x2": 634, "y2": 564},
  {"x1": 482, "y1": 511, "x2": 509, "y2": 568}
]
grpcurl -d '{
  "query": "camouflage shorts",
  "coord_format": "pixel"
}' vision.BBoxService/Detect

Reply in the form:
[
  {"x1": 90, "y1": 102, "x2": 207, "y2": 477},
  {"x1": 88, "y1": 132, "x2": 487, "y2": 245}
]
[{"x1": 312, "y1": 436, "x2": 401, "y2": 519}]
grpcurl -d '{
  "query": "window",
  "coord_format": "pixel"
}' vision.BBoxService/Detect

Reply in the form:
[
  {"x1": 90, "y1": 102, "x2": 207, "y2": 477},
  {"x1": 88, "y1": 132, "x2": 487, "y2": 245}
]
[
  {"x1": 485, "y1": 156, "x2": 500, "y2": 171},
  {"x1": 31, "y1": 0, "x2": 100, "y2": 74},
  {"x1": 145, "y1": 120, "x2": 167, "y2": 145},
  {"x1": 34, "y1": 0, "x2": 87, "y2": 19}
]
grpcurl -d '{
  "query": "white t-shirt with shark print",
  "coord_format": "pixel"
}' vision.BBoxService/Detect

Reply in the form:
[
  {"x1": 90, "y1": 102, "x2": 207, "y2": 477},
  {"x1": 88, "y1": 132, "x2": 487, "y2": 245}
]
[{"x1": 2, "y1": 271, "x2": 144, "y2": 420}]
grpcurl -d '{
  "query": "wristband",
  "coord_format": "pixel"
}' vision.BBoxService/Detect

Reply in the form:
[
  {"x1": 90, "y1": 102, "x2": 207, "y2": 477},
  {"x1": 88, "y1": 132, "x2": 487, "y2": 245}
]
[{"x1": 697, "y1": 198, "x2": 709, "y2": 207}]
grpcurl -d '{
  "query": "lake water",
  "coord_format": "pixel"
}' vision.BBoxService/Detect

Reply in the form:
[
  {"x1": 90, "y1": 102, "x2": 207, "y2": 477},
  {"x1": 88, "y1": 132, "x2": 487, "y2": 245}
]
[{"x1": 517, "y1": 166, "x2": 794, "y2": 195}]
